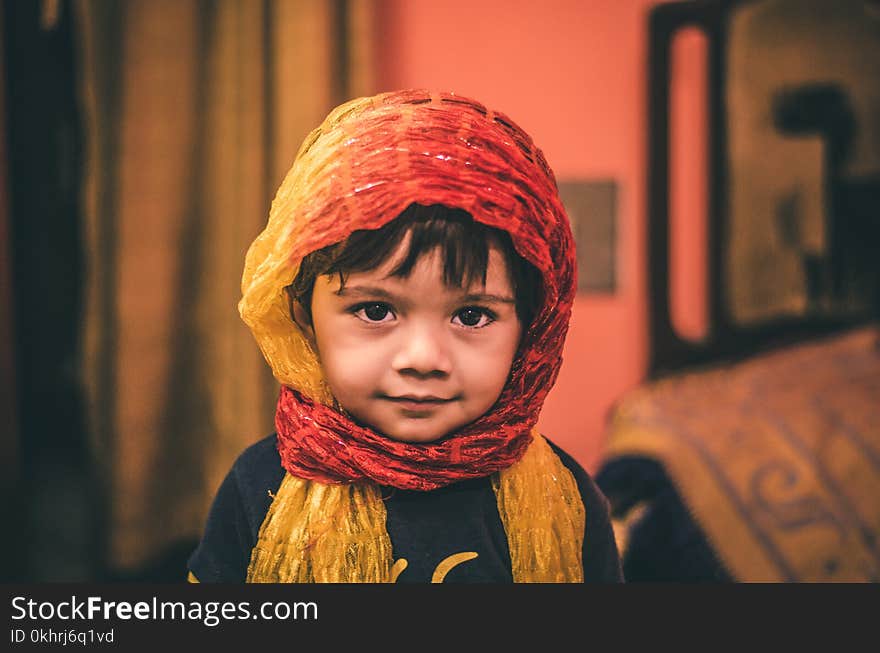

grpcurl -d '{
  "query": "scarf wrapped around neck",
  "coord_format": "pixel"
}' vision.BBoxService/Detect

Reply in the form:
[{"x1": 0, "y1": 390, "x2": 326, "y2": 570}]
[{"x1": 239, "y1": 90, "x2": 585, "y2": 582}]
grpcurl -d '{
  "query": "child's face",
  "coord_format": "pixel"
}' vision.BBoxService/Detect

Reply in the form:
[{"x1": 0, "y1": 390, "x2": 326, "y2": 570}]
[{"x1": 294, "y1": 232, "x2": 523, "y2": 443}]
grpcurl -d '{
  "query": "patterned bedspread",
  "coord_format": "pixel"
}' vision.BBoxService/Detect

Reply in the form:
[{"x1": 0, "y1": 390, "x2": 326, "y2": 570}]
[{"x1": 601, "y1": 325, "x2": 880, "y2": 581}]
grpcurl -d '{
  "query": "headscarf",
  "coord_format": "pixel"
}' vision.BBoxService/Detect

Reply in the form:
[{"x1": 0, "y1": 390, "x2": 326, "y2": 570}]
[{"x1": 239, "y1": 90, "x2": 584, "y2": 582}]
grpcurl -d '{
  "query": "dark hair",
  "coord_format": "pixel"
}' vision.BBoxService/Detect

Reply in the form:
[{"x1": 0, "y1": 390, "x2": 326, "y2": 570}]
[{"x1": 287, "y1": 203, "x2": 543, "y2": 328}]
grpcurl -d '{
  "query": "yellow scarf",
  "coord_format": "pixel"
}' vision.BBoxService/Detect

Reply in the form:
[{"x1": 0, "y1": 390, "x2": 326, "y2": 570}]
[{"x1": 246, "y1": 430, "x2": 585, "y2": 582}]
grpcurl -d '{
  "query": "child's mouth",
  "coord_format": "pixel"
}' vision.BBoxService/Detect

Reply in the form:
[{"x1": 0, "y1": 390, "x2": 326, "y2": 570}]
[{"x1": 382, "y1": 395, "x2": 456, "y2": 411}]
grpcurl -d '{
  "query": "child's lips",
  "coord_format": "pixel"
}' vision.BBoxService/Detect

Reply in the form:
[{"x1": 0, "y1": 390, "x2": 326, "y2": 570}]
[{"x1": 382, "y1": 395, "x2": 457, "y2": 411}]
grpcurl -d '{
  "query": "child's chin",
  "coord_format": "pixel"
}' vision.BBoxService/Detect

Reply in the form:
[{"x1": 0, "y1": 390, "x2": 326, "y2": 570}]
[
  {"x1": 381, "y1": 430, "x2": 449, "y2": 445},
  {"x1": 376, "y1": 422, "x2": 458, "y2": 445},
  {"x1": 350, "y1": 411, "x2": 462, "y2": 444}
]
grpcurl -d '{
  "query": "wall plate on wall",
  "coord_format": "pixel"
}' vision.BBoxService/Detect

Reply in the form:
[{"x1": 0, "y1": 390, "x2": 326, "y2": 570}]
[{"x1": 557, "y1": 179, "x2": 618, "y2": 293}]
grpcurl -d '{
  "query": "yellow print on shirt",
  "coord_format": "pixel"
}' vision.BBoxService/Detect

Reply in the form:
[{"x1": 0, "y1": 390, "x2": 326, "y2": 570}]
[
  {"x1": 187, "y1": 553, "x2": 481, "y2": 583},
  {"x1": 391, "y1": 552, "x2": 479, "y2": 583}
]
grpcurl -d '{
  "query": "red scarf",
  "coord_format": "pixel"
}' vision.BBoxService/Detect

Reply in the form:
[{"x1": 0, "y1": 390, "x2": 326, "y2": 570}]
[{"x1": 275, "y1": 383, "x2": 533, "y2": 491}]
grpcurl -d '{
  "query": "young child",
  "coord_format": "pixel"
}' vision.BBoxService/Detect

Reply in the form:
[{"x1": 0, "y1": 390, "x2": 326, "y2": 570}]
[{"x1": 187, "y1": 90, "x2": 623, "y2": 583}]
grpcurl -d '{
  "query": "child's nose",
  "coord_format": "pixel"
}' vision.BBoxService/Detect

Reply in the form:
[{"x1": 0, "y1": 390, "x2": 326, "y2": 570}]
[{"x1": 392, "y1": 322, "x2": 452, "y2": 377}]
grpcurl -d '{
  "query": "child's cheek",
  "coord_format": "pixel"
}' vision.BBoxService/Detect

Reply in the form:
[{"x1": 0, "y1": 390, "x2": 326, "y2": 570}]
[{"x1": 317, "y1": 327, "x2": 387, "y2": 388}]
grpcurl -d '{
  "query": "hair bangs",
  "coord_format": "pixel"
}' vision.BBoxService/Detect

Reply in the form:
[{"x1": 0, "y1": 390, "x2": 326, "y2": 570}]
[{"x1": 288, "y1": 203, "x2": 542, "y2": 328}]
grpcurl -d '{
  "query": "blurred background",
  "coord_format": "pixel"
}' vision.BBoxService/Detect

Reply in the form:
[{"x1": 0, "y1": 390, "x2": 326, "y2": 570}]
[{"x1": 2, "y1": 0, "x2": 878, "y2": 582}]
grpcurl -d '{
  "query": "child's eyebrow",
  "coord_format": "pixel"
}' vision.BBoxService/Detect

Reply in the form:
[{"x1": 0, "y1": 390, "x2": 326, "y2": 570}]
[
  {"x1": 335, "y1": 285, "x2": 515, "y2": 304},
  {"x1": 333, "y1": 285, "x2": 396, "y2": 299},
  {"x1": 460, "y1": 292, "x2": 516, "y2": 305}
]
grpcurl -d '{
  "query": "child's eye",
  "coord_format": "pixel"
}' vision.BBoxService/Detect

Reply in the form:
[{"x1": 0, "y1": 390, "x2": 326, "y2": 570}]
[
  {"x1": 452, "y1": 307, "x2": 496, "y2": 329},
  {"x1": 350, "y1": 302, "x2": 395, "y2": 323}
]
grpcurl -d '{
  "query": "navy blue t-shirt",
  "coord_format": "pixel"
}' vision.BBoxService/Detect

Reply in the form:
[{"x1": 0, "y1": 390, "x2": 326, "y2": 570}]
[{"x1": 188, "y1": 434, "x2": 623, "y2": 583}]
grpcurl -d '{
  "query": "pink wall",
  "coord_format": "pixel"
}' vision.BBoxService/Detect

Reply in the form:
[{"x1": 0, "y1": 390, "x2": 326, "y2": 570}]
[{"x1": 373, "y1": 0, "x2": 665, "y2": 471}]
